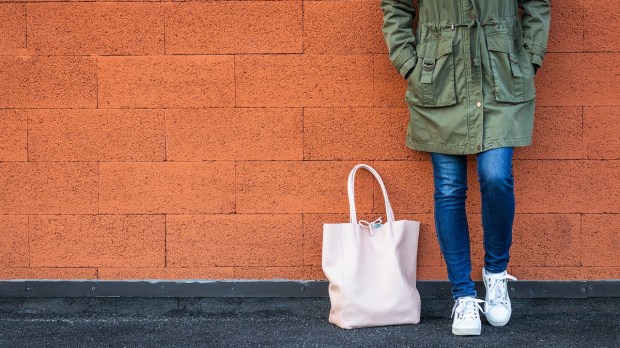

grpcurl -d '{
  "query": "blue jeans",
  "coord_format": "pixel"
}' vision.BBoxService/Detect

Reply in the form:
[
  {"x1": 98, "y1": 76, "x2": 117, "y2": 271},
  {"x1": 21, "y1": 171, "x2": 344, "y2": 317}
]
[{"x1": 430, "y1": 147, "x2": 515, "y2": 300}]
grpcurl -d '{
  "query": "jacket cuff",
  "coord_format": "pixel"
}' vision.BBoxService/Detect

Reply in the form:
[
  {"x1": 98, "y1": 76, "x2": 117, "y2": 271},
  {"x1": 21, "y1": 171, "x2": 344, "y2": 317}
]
[
  {"x1": 526, "y1": 43, "x2": 546, "y2": 67},
  {"x1": 394, "y1": 45, "x2": 417, "y2": 79},
  {"x1": 529, "y1": 53, "x2": 544, "y2": 67},
  {"x1": 399, "y1": 54, "x2": 417, "y2": 79}
]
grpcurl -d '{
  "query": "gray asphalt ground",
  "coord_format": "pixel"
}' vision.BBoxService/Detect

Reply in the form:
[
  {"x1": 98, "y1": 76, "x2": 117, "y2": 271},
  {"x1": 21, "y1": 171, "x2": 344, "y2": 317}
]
[{"x1": 0, "y1": 297, "x2": 618, "y2": 347}]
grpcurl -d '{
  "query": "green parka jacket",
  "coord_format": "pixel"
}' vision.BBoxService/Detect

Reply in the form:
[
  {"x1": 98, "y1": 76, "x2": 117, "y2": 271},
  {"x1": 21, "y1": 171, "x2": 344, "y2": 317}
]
[{"x1": 381, "y1": 0, "x2": 551, "y2": 155}]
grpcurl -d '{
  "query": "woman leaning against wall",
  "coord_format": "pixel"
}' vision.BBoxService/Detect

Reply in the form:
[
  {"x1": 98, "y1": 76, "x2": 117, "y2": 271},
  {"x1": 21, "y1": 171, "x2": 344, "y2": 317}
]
[{"x1": 380, "y1": 0, "x2": 551, "y2": 336}]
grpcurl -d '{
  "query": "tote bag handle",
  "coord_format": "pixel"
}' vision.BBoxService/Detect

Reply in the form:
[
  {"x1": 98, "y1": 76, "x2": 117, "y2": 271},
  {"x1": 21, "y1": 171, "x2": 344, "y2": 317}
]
[{"x1": 347, "y1": 164, "x2": 395, "y2": 224}]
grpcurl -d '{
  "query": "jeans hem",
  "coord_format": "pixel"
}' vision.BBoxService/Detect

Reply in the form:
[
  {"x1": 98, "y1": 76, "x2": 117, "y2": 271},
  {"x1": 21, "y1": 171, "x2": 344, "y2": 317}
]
[
  {"x1": 453, "y1": 289, "x2": 478, "y2": 301},
  {"x1": 484, "y1": 265, "x2": 509, "y2": 274}
]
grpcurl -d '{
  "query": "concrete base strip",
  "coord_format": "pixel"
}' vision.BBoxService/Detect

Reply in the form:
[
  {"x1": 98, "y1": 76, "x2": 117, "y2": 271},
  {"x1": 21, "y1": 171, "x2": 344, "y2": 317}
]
[{"x1": 0, "y1": 280, "x2": 618, "y2": 298}]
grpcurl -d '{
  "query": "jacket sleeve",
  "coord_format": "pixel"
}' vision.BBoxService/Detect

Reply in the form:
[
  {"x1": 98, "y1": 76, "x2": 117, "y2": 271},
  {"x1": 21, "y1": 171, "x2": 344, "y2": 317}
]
[
  {"x1": 380, "y1": 0, "x2": 417, "y2": 79},
  {"x1": 518, "y1": 0, "x2": 551, "y2": 67}
]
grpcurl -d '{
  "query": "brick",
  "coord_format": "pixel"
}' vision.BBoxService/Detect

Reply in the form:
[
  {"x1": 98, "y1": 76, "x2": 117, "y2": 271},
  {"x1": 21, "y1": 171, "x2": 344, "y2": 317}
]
[
  {"x1": 547, "y1": 0, "x2": 584, "y2": 52},
  {"x1": 0, "y1": 0, "x2": 99, "y2": 2},
  {"x1": 166, "y1": 108, "x2": 302, "y2": 161},
  {"x1": 28, "y1": 109, "x2": 165, "y2": 161},
  {"x1": 514, "y1": 107, "x2": 583, "y2": 160},
  {"x1": 579, "y1": 215, "x2": 620, "y2": 267},
  {"x1": 166, "y1": 2, "x2": 301, "y2": 54},
  {"x1": 304, "y1": 1, "x2": 384, "y2": 53},
  {"x1": 303, "y1": 213, "x2": 346, "y2": 267},
  {"x1": 370, "y1": 161, "x2": 435, "y2": 214},
  {"x1": 570, "y1": 161, "x2": 620, "y2": 212},
  {"x1": 584, "y1": 0, "x2": 620, "y2": 52},
  {"x1": 0, "y1": 110, "x2": 27, "y2": 161},
  {"x1": 514, "y1": 160, "x2": 620, "y2": 213},
  {"x1": 0, "y1": 4, "x2": 26, "y2": 55},
  {"x1": 235, "y1": 54, "x2": 373, "y2": 107},
  {"x1": 303, "y1": 266, "x2": 326, "y2": 280},
  {"x1": 536, "y1": 53, "x2": 620, "y2": 106},
  {"x1": 97, "y1": 0, "x2": 158, "y2": 2},
  {"x1": 0, "y1": 163, "x2": 31, "y2": 214},
  {"x1": 510, "y1": 214, "x2": 581, "y2": 267},
  {"x1": 0, "y1": 268, "x2": 29, "y2": 279},
  {"x1": 98, "y1": 56, "x2": 234, "y2": 108},
  {"x1": 29, "y1": 215, "x2": 164, "y2": 268},
  {"x1": 0, "y1": 56, "x2": 97, "y2": 108},
  {"x1": 98, "y1": 267, "x2": 235, "y2": 280},
  {"x1": 234, "y1": 267, "x2": 306, "y2": 280},
  {"x1": 0, "y1": 57, "x2": 30, "y2": 108},
  {"x1": 374, "y1": 54, "x2": 408, "y2": 107},
  {"x1": 99, "y1": 162, "x2": 235, "y2": 214},
  {"x1": 166, "y1": 214, "x2": 303, "y2": 267},
  {"x1": 31, "y1": 268, "x2": 98, "y2": 280},
  {"x1": 0, "y1": 215, "x2": 28, "y2": 267},
  {"x1": 303, "y1": 108, "x2": 425, "y2": 160},
  {"x1": 27, "y1": 3, "x2": 164, "y2": 55},
  {"x1": 0, "y1": 162, "x2": 98, "y2": 214},
  {"x1": 510, "y1": 267, "x2": 620, "y2": 280},
  {"x1": 418, "y1": 266, "x2": 448, "y2": 281},
  {"x1": 236, "y1": 161, "x2": 374, "y2": 213},
  {"x1": 0, "y1": 268, "x2": 97, "y2": 280},
  {"x1": 584, "y1": 107, "x2": 620, "y2": 159}
]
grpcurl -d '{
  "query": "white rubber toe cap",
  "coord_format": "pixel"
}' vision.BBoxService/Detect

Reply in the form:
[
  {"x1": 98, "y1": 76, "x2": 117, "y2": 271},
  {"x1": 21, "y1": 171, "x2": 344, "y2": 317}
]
[
  {"x1": 452, "y1": 321, "x2": 482, "y2": 336},
  {"x1": 485, "y1": 305, "x2": 511, "y2": 326}
]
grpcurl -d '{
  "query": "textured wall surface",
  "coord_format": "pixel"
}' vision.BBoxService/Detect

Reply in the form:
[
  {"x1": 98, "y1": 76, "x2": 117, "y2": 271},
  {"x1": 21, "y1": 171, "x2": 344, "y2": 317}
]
[{"x1": 0, "y1": 0, "x2": 618, "y2": 281}]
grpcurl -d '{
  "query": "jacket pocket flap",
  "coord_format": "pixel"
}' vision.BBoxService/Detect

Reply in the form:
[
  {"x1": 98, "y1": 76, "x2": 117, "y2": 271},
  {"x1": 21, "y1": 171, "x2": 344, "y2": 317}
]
[
  {"x1": 486, "y1": 34, "x2": 526, "y2": 53},
  {"x1": 436, "y1": 38, "x2": 454, "y2": 58},
  {"x1": 486, "y1": 35, "x2": 513, "y2": 52},
  {"x1": 417, "y1": 37, "x2": 454, "y2": 59}
]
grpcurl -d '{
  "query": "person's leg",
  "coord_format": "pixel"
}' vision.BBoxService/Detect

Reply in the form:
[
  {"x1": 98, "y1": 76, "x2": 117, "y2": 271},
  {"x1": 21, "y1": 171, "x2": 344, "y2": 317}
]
[
  {"x1": 477, "y1": 147, "x2": 517, "y2": 327},
  {"x1": 476, "y1": 147, "x2": 515, "y2": 273},
  {"x1": 430, "y1": 152, "x2": 476, "y2": 300}
]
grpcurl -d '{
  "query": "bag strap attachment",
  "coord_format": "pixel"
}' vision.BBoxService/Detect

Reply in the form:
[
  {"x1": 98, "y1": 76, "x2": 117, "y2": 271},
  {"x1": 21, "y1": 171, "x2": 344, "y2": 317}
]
[{"x1": 347, "y1": 164, "x2": 395, "y2": 225}]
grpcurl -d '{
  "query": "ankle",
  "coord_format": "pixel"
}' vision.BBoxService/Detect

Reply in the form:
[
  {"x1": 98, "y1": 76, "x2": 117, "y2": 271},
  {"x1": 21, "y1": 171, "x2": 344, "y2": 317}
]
[{"x1": 484, "y1": 267, "x2": 507, "y2": 276}]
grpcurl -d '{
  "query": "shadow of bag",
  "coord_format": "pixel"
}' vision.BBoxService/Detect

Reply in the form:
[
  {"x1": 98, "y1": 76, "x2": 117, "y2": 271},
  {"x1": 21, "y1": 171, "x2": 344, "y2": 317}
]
[{"x1": 322, "y1": 163, "x2": 421, "y2": 329}]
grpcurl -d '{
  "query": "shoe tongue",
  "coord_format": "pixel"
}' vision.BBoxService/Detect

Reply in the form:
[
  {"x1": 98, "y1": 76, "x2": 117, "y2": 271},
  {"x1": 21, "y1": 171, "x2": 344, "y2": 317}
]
[
  {"x1": 491, "y1": 279, "x2": 505, "y2": 301},
  {"x1": 462, "y1": 300, "x2": 477, "y2": 317},
  {"x1": 493, "y1": 288, "x2": 504, "y2": 301}
]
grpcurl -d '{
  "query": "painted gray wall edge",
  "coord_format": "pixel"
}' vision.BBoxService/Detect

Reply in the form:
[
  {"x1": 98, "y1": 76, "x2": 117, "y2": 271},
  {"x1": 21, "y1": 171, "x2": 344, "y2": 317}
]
[{"x1": 0, "y1": 280, "x2": 618, "y2": 298}]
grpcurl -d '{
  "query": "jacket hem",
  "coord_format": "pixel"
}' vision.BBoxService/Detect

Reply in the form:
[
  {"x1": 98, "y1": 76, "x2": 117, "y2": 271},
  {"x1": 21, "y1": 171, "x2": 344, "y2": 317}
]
[{"x1": 406, "y1": 136, "x2": 532, "y2": 155}]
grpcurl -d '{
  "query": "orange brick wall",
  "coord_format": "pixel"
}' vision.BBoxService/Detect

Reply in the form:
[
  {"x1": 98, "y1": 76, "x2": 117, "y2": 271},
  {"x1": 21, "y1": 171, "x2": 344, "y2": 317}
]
[{"x1": 0, "y1": 1, "x2": 618, "y2": 282}]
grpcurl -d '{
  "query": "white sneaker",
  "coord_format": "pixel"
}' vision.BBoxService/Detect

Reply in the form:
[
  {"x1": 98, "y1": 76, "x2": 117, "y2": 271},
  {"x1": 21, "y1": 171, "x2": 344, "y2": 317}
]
[
  {"x1": 451, "y1": 296, "x2": 485, "y2": 336},
  {"x1": 482, "y1": 267, "x2": 517, "y2": 326}
]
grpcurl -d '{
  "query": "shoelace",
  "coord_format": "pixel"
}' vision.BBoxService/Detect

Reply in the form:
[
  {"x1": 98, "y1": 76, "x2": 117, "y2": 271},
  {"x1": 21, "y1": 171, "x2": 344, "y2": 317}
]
[
  {"x1": 451, "y1": 297, "x2": 486, "y2": 319},
  {"x1": 487, "y1": 273, "x2": 517, "y2": 305}
]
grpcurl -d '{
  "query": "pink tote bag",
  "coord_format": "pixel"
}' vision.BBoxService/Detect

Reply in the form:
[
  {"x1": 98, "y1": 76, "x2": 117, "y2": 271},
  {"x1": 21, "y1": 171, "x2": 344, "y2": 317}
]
[{"x1": 322, "y1": 163, "x2": 421, "y2": 329}]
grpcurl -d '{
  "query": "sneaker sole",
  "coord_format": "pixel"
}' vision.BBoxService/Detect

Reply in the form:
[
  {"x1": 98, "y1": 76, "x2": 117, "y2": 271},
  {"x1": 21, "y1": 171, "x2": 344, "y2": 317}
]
[
  {"x1": 452, "y1": 327, "x2": 481, "y2": 336},
  {"x1": 486, "y1": 314, "x2": 511, "y2": 327}
]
